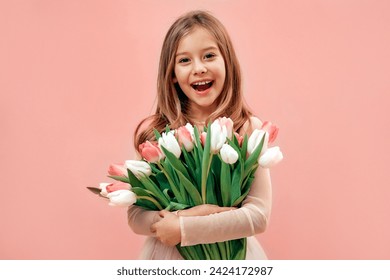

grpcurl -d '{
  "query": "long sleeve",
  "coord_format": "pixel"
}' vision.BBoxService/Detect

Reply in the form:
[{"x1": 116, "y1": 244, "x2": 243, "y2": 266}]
[
  {"x1": 179, "y1": 166, "x2": 272, "y2": 247},
  {"x1": 127, "y1": 205, "x2": 160, "y2": 236}
]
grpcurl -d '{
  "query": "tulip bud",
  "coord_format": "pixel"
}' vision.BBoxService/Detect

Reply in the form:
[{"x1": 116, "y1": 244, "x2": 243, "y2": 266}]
[
  {"x1": 125, "y1": 160, "x2": 152, "y2": 178},
  {"x1": 158, "y1": 131, "x2": 181, "y2": 158},
  {"x1": 106, "y1": 181, "x2": 129, "y2": 193},
  {"x1": 176, "y1": 125, "x2": 194, "y2": 152},
  {"x1": 200, "y1": 132, "x2": 207, "y2": 146},
  {"x1": 185, "y1": 123, "x2": 195, "y2": 139},
  {"x1": 258, "y1": 146, "x2": 283, "y2": 168},
  {"x1": 210, "y1": 120, "x2": 226, "y2": 153},
  {"x1": 98, "y1": 182, "x2": 111, "y2": 197},
  {"x1": 139, "y1": 141, "x2": 164, "y2": 163},
  {"x1": 107, "y1": 189, "x2": 137, "y2": 207},
  {"x1": 108, "y1": 163, "x2": 127, "y2": 177},
  {"x1": 261, "y1": 121, "x2": 279, "y2": 144},
  {"x1": 234, "y1": 132, "x2": 244, "y2": 146},
  {"x1": 217, "y1": 117, "x2": 234, "y2": 139},
  {"x1": 220, "y1": 143, "x2": 239, "y2": 164},
  {"x1": 247, "y1": 129, "x2": 269, "y2": 155}
]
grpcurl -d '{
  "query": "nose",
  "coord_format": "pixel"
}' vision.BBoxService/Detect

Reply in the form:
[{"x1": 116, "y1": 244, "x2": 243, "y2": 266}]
[{"x1": 192, "y1": 59, "x2": 207, "y2": 75}]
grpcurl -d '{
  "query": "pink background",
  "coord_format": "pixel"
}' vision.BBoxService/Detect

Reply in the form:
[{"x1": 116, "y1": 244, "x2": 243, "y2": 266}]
[{"x1": 1, "y1": 0, "x2": 389, "y2": 259}]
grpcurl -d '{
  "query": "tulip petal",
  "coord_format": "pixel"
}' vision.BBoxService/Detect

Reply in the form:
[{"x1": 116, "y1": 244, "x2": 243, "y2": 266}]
[{"x1": 258, "y1": 146, "x2": 283, "y2": 168}]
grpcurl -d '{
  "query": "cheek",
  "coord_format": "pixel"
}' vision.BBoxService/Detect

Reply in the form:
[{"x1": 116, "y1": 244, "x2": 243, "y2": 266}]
[{"x1": 173, "y1": 67, "x2": 185, "y2": 84}]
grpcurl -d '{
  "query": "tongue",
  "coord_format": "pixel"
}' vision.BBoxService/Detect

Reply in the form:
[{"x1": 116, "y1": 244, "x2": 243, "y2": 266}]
[{"x1": 194, "y1": 83, "x2": 212, "y2": 91}]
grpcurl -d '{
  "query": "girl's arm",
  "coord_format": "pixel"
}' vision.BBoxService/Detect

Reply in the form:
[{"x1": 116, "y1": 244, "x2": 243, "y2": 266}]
[
  {"x1": 127, "y1": 203, "x2": 235, "y2": 237},
  {"x1": 149, "y1": 166, "x2": 271, "y2": 246},
  {"x1": 179, "y1": 165, "x2": 271, "y2": 246},
  {"x1": 127, "y1": 206, "x2": 160, "y2": 236}
]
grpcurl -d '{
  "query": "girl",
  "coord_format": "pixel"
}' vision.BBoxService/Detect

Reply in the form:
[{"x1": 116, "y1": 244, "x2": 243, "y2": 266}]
[{"x1": 128, "y1": 10, "x2": 272, "y2": 259}]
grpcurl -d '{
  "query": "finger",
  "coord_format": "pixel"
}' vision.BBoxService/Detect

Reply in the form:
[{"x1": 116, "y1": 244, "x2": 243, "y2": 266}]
[
  {"x1": 217, "y1": 206, "x2": 236, "y2": 213},
  {"x1": 159, "y1": 210, "x2": 169, "y2": 218}
]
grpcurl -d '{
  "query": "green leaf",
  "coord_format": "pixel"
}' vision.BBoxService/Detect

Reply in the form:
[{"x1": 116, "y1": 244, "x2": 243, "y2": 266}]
[
  {"x1": 149, "y1": 163, "x2": 161, "y2": 174},
  {"x1": 201, "y1": 123, "x2": 212, "y2": 203},
  {"x1": 160, "y1": 145, "x2": 191, "y2": 180},
  {"x1": 182, "y1": 147, "x2": 196, "y2": 180},
  {"x1": 158, "y1": 161, "x2": 184, "y2": 203},
  {"x1": 241, "y1": 134, "x2": 248, "y2": 159},
  {"x1": 230, "y1": 162, "x2": 243, "y2": 204},
  {"x1": 138, "y1": 177, "x2": 170, "y2": 207},
  {"x1": 232, "y1": 176, "x2": 254, "y2": 207},
  {"x1": 127, "y1": 169, "x2": 144, "y2": 189},
  {"x1": 217, "y1": 242, "x2": 228, "y2": 260},
  {"x1": 162, "y1": 188, "x2": 172, "y2": 201},
  {"x1": 165, "y1": 201, "x2": 190, "y2": 211},
  {"x1": 192, "y1": 146, "x2": 201, "y2": 168},
  {"x1": 131, "y1": 187, "x2": 154, "y2": 197},
  {"x1": 153, "y1": 128, "x2": 162, "y2": 141},
  {"x1": 244, "y1": 133, "x2": 265, "y2": 178},
  {"x1": 107, "y1": 175, "x2": 129, "y2": 184},
  {"x1": 231, "y1": 238, "x2": 247, "y2": 260},
  {"x1": 176, "y1": 171, "x2": 203, "y2": 205},
  {"x1": 207, "y1": 243, "x2": 221, "y2": 259},
  {"x1": 206, "y1": 171, "x2": 217, "y2": 204},
  {"x1": 132, "y1": 187, "x2": 162, "y2": 210},
  {"x1": 220, "y1": 161, "x2": 232, "y2": 206},
  {"x1": 193, "y1": 125, "x2": 204, "y2": 154},
  {"x1": 154, "y1": 172, "x2": 170, "y2": 191}
]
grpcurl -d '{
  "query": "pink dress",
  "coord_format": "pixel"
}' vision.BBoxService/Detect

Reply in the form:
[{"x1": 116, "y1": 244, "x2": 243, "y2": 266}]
[{"x1": 127, "y1": 167, "x2": 272, "y2": 260}]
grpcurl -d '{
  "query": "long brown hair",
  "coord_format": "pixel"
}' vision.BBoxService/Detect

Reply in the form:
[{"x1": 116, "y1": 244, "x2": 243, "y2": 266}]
[{"x1": 134, "y1": 10, "x2": 252, "y2": 150}]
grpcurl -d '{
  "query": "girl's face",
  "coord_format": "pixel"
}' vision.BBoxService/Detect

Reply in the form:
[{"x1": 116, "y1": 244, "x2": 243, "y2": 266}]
[{"x1": 173, "y1": 26, "x2": 226, "y2": 119}]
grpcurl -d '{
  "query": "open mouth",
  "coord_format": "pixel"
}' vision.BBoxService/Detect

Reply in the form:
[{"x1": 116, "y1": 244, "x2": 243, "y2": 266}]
[{"x1": 191, "y1": 80, "x2": 213, "y2": 91}]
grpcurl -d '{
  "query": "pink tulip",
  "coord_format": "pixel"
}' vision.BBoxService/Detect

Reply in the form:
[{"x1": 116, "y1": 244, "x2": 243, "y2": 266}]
[
  {"x1": 139, "y1": 141, "x2": 164, "y2": 163},
  {"x1": 106, "y1": 181, "x2": 130, "y2": 193},
  {"x1": 108, "y1": 163, "x2": 126, "y2": 177},
  {"x1": 200, "y1": 132, "x2": 207, "y2": 146},
  {"x1": 176, "y1": 125, "x2": 194, "y2": 151},
  {"x1": 217, "y1": 117, "x2": 234, "y2": 139},
  {"x1": 261, "y1": 121, "x2": 279, "y2": 144},
  {"x1": 234, "y1": 132, "x2": 244, "y2": 146}
]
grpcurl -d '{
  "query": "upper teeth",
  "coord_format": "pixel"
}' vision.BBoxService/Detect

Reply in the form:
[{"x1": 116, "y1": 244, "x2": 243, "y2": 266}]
[{"x1": 193, "y1": 81, "x2": 211, "y2": 86}]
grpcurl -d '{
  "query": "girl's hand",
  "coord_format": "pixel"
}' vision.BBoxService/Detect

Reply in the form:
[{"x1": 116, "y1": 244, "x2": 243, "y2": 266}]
[
  {"x1": 150, "y1": 210, "x2": 181, "y2": 246},
  {"x1": 178, "y1": 204, "x2": 236, "y2": 217}
]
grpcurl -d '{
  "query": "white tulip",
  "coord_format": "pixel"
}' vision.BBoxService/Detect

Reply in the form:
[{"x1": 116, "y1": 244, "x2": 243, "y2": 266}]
[
  {"x1": 247, "y1": 129, "x2": 269, "y2": 155},
  {"x1": 217, "y1": 117, "x2": 234, "y2": 139},
  {"x1": 220, "y1": 143, "x2": 239, "y2": 164},
  {"x1": 98, "y1": 182, "x2": 111, "y2": 197},
  {"x1": 258, "y1": 146, "x2": 283, "y2": 168},
  {"x1": 125, "y1": 160, "x2": 152, "y2": 178},
  {"x1": 210, "y1": 120, "x2": 226, "y2": 153},
  {"x1": 158, "y1": 131, "x2": 181, "y2": 158},
  {"x1": 107, "y1": 189, "x2": 137, "y2": 207}
]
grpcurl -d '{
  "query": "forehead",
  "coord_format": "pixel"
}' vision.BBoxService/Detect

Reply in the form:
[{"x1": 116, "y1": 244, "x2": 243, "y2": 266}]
[{"x1": 176, "y1": 26, "x2": 219, "y2": 54}]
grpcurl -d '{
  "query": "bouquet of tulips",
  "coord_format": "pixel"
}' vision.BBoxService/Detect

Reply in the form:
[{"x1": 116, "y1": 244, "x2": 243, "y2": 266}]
[{"x1": 89, "y1": 117, "x2": 282, "y2": 260}]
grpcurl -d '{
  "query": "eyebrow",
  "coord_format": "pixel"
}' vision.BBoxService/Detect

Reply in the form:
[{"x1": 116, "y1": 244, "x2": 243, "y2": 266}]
[{"x1": 175, "y1": 46, "x2": 219, "y2": 57}]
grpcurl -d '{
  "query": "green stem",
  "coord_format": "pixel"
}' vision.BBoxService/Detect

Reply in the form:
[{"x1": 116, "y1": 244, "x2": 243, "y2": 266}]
[
  {"x1": 157, "y1": 162, "x2": 183, "y2": 203},
  {"x1": 201, "y1": 156, "x2": 212, "y2": 204},
  {"x1": 137, "y1": 195, "x2": 163, "y2": 210}
]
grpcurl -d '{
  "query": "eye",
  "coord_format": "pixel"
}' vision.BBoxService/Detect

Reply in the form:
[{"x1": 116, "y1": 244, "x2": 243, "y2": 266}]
[
  {"x1": 204, "y1": 53, "x2": 216, "y2": 60},
  {"x1": 178, "y1": 57, "x2": 190, "y2": 63}
]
